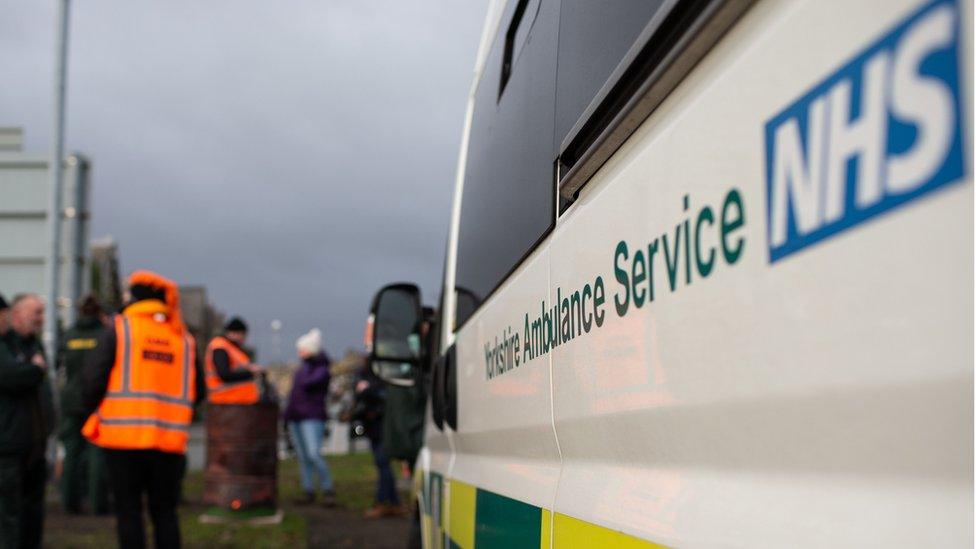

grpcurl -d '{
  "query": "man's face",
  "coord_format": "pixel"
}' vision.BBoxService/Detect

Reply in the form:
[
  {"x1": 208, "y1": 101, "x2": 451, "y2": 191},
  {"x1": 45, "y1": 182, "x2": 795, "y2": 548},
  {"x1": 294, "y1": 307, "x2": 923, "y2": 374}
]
[
  {"x1": 12, "y1": 296, "x2": 44, "y2": 337},
  {"x1": 226, "y1": 330, "x2": 247, "y2": 345}
]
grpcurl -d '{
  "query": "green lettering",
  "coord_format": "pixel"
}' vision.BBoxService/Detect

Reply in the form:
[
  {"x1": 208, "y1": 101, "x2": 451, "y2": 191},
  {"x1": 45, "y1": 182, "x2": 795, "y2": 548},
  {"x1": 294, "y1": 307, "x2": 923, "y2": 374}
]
[
  {"x1": 514, "y1": 332, "x2": 520, "y2": 366},
  {"x1": 594, "y1": 276, "x2": 606, "y2": 327},
  {"x1": 581, "y1": 284, "x2": 593, "y2": 333},
  {"x1": 647, "y1": 239, "x2": 659, "y2": 302},
  {"x1": 662, "y1": 227, "x2": 682, "y2": 292},
  {"x1": 561, "y1": 297, "x2": 571, "y2": 342},
  {"x1": 721, "y1": 188, "x2": 745, "y2": 264},
  {"x1": 570, "y1": 290, "x2": 582, "y2": 337},
  {"x1": 485, "y1": 342, "x2": 493, "y2": 379},
  {"x1": 683, "y1": 195, "x2": 692, "y2": 285},
  {"x1": 631, "y1": 249, "x2": 647, "y2": 308},
  {"x1": 695, "y1": 206, "x2": 716, "y2": 277},
  {"x1": 613, "y1": 241, "x2": 630, "y2": 317},
  {"x1": 542, "y1": 300, "x2": 552, "y2": 354}
]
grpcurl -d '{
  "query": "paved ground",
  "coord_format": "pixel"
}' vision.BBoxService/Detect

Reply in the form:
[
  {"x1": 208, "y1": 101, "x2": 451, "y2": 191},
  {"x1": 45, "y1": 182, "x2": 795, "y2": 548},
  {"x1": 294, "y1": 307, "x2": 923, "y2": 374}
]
[
  {"x1": 187, "y1": 424, "x2": 206, "y2": 471},
  {"x1": 301, "y1": 505, "x2": 410, "y2": 549}
]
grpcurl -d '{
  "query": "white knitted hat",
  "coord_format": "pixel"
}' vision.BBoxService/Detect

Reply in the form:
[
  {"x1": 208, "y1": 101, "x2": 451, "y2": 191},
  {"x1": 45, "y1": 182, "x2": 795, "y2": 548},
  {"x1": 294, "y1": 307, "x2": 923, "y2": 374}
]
[{"x1": 296, "y1": 328, "x2": 322, "y2": 356}]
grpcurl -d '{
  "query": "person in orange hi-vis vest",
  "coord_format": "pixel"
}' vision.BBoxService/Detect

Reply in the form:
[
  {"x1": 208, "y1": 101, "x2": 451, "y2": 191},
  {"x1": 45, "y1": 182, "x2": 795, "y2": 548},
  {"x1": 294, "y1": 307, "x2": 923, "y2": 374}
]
[
  {"x1": 204, "y1": 317, "x2": 262, "y2": 405},
  {"x1": 80, "y1": 270, "x2": 202, "y2": 549}
]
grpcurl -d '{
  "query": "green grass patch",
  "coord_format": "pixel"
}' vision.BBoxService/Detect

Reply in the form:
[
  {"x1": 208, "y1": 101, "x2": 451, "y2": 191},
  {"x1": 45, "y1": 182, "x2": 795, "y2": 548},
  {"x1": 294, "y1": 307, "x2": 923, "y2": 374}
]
[
  {"x1": 179, "y1": 509, "x2": 306, "y2": 549},
  {"x1": 279, "y1": 451, "x2": 386, "y2": 511},
  {"x1": 47, "y1": 451, "x2": 403, "y2": 548},
  {"x1": 198, "y1": 506, "x2": 280, "y2": 519}
]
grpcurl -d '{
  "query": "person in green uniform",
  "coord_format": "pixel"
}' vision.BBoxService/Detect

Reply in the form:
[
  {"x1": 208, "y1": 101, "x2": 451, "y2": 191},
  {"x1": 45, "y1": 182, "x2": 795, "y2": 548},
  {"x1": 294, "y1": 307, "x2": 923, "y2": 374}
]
[
  {"x1": 381, "y1": 307, "x2": 435, "y2": 472},
  {"x1": 57, "y1": 295, "x2": 110, "y2": 515}
]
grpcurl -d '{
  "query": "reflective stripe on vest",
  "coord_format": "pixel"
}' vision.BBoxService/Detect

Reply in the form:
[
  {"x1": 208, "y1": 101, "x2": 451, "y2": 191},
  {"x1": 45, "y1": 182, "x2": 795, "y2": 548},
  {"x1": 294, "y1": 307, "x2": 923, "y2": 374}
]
[
  {"x1": 205, "y1": 336, "x2": 260, "y2": 404},
  {"x1": 98, "y1": 417, "x2": 189, "y2": 432},
  {"x1": 82, "y1": 312, "x2": 195, "y2": 453},
  {"x1": 117, "y1": 317, "x2": 193, "y2": 404}
]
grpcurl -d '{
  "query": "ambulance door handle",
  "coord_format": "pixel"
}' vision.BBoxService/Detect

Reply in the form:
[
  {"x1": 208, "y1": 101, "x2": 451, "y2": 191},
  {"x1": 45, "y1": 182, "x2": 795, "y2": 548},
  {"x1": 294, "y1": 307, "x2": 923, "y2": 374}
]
[{"x1": 444, "y1": 344, "x2": 457, "y2": 430}]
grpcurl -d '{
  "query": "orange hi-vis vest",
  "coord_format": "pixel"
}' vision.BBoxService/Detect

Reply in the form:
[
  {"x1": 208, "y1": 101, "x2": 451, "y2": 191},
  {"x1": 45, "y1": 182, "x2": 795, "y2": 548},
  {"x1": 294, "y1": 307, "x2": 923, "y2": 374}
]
[
  {"x1": 205, "y1": 336, "x2": 260, "y2": 405},
  {"x1": 82, "y1": 300, "x2": 196, "y2": 454}
]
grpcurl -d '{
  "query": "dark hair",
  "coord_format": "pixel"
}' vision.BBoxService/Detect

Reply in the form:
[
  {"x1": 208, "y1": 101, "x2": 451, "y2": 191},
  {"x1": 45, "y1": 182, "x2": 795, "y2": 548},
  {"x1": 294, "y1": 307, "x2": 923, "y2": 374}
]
[
  {"x1": 130, "y1": 284, "x2": 166, "y2": 303},
  {"x1": 224, "y1": 317, "x2": 248, "y2": 333},
  {"x1": 78, "y1": 294, "x2": 103, "y2": 317},
  {"x1": 0, "y1": 292, "x2": 7, "y2": 311}
]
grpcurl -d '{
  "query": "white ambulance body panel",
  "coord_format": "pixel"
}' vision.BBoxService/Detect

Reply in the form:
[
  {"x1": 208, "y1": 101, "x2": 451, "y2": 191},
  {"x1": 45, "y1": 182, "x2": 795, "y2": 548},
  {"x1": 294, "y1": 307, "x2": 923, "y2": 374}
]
[{"x1": 421, "y1": 0, "x2": 973, "y2": 546}]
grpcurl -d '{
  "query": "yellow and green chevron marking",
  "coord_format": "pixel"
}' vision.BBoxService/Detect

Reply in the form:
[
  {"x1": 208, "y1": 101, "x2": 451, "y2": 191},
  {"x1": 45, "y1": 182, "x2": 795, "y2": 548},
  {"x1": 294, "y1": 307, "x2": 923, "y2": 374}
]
[{"x1": 422, "y1": 473, "x2": 667, "y2": 549}]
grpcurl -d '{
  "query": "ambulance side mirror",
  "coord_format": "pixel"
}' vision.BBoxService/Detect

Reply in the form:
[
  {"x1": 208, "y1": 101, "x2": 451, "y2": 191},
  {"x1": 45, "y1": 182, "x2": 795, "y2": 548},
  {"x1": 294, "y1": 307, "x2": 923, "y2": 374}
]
[{"x1": 365, "y1": 283, "x2": 423, "y2": 387}]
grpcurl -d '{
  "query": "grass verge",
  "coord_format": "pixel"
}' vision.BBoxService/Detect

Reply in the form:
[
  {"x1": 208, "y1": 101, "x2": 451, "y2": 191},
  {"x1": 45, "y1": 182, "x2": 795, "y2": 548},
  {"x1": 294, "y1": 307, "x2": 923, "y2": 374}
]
[{"x1": 47, "y1": 451, "x2": 398, "y2": 548}]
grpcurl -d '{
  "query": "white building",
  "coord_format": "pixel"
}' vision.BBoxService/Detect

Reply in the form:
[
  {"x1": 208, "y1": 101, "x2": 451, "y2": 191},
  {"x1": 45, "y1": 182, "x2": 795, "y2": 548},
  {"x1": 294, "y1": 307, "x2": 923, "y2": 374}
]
[{"x1": 0, "y1": 127, "x2": 90, "y2": 326}]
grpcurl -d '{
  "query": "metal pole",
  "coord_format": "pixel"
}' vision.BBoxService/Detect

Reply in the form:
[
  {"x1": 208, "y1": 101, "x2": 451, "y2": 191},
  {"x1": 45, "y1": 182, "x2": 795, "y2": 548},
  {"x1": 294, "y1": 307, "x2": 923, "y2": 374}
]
[
  {"x1": 271, "y1": 319, "x2": 282, "y2": 364},
  {"x1": 44, "y1": 0, "x2": 70, "y2": 359}
]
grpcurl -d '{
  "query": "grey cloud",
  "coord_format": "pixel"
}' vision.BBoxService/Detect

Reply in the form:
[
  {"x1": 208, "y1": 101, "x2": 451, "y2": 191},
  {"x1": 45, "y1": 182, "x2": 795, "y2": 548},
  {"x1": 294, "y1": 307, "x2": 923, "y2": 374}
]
[{"x1": 1, "y1": 0, "x2": 487, "y2": 359}]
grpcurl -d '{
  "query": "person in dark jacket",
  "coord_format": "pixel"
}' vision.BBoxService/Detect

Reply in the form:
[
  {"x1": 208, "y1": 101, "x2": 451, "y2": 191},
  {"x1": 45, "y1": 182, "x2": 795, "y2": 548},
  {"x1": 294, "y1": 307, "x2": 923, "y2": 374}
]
[
  {"x1": 0, "y1": 293, "x2": 53, "y2": 549},
  {"x1": 57, "y1": 295, "x2": 110, "y2": 515},
  {"x1": 354, "y1": 364, "x2": 403, "y2": 518},
  {"x1": 282, "y1": 328, "x2": 335, "y2": 506},
  {"x1": 204, "y1": 317, "x2": 263, "y2": 405}
]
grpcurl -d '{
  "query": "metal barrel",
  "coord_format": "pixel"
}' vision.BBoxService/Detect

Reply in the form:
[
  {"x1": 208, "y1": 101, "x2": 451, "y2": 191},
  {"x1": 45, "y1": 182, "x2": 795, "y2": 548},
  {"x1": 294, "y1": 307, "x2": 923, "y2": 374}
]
[{"x1": 203, "y1": 402, "x2": 279, "y2": 510}]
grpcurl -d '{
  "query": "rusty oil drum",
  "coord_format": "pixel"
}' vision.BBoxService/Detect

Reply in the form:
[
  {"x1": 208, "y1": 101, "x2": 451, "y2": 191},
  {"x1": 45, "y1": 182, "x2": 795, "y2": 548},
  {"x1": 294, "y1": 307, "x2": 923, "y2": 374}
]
[{"x1": 203, "y1": 402, "x2": 278, "y2": 510}]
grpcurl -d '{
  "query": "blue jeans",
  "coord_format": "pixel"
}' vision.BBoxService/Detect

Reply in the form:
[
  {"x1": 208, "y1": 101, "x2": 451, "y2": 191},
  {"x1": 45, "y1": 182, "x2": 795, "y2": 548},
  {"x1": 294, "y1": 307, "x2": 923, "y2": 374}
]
[
  {"x1": 370, "y1": 438, "x2": 399, "y2": 505},
  {"x1": 288, "y1": 420, "x2": 334, "y2": 493}
]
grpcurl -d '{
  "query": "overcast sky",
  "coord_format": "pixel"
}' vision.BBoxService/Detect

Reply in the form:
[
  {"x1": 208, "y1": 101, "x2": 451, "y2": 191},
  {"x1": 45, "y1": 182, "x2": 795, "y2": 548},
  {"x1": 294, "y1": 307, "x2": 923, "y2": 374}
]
[{"x1": 0, "y1": 1, "x2": 487, "y2": 361}]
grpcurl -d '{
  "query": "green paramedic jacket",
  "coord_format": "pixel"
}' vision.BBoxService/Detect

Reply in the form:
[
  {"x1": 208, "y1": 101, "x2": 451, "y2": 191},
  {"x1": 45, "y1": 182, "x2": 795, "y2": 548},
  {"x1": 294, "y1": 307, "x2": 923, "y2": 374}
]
[{"x1": 382, "y1": 382, "x2": 426, "y2": 465}]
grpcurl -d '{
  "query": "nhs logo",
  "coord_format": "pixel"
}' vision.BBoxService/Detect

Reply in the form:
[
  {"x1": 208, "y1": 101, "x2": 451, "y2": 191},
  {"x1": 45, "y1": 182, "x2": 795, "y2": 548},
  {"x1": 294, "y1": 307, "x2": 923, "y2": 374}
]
[{"x1": 764, "y1": 0, "x2": 965, "y2": 263}]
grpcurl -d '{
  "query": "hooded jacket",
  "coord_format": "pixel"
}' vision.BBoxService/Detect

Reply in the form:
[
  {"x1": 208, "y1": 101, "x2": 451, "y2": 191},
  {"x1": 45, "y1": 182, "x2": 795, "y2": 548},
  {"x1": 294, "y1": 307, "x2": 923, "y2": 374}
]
[{"x1": 82, "y1": 271, "x2": 205, "y2": 416}]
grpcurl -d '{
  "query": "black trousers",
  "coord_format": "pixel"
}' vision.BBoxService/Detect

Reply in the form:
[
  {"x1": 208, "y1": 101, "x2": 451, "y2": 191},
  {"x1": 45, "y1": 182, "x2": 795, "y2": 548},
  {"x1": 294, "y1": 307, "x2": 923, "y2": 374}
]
[
  {"x1": 104, "y1": 449, "x2": 183, "y2": 549},
  {"x1": 0, "y1": 455, "x2": 46, "y2": 549}
]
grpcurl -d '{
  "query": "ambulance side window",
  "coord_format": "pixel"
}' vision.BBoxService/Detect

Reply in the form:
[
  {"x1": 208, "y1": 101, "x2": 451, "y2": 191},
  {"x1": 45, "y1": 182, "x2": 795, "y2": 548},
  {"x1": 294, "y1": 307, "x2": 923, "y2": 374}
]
[
  {"x1": 555, "y1": 0, "x2": 748, "y2": 209},
  {"x1": 554, "y1": 0, "x2": 669, "y2": 152},
  {"x1": 454, "y1": 0, "x2": 559, "y2": 329}
]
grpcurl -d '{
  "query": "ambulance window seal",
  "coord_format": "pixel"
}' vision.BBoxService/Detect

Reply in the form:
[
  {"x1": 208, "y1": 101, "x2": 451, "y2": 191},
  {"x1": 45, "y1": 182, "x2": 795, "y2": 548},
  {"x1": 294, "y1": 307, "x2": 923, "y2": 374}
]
[{"x1": 556, "y1": 0, "x2": 757, "y2": 214}]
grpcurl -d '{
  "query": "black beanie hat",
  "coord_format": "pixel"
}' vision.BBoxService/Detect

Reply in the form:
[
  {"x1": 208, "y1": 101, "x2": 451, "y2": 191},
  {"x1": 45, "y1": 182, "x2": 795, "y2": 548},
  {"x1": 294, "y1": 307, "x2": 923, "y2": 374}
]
[
  {"x1": 130, "y1": 284, "x2": 166, "y2": 303},
  {"x1": 225, "y1": 317, "x2": 248, "y2": 332},
  {"x1": 0, "y1": 293, "x2": 8, "y2": 311}
]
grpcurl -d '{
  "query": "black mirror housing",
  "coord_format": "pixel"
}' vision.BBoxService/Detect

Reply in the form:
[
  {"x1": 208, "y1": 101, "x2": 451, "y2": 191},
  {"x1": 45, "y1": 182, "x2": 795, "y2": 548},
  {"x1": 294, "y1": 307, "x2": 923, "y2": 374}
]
[{"x1": 367, "y1": 283, "x2": 423, "y2": 386}]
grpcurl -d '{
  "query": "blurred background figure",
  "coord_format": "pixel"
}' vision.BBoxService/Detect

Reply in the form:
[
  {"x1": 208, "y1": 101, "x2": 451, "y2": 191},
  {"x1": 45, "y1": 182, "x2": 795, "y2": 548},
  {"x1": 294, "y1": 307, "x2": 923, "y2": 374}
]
[
  {"x1": 381, "y1": 306, "x2": 435, "y2": 476},
  {"x1": 204, "y1": 317, "x2": 263, "y2": 405},
  {"x1": 57, "y1": 295, "x2": 110, "y2": 516},
  {"x1": 0, "y1": 293, "x2": 53, "y2": 549},
  {"x1": 353, "y1": 364, "x2": 402, "y2": 518},
  {"x1": 283, "y1": 328, "x2": 335, "y2": 507},
  {"x1": 0, "y1": 293, "x2": 9, "y2": 334}
]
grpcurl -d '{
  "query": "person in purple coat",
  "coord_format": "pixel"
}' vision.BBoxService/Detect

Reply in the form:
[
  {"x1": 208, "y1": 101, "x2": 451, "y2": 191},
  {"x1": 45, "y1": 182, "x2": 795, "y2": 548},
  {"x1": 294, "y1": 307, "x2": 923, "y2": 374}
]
[{"x1": 283, "y1": 328, "x2": 336, "y2": 506}]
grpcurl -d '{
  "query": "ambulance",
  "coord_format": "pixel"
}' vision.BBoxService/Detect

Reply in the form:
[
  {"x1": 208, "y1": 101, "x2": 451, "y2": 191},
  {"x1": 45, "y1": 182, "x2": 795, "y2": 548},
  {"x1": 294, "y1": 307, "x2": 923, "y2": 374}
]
[{"x1": 366, "y1": 0, "x2": 973, "y2": 546}]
